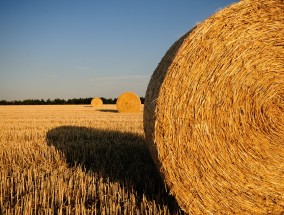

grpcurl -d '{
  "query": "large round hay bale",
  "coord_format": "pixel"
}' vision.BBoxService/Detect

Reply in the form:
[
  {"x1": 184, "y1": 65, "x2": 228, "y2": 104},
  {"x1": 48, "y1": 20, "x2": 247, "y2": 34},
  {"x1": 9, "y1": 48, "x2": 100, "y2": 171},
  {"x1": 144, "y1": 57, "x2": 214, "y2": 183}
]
[
  {"x1": 91, "y1": 97, "x2": 103, "y2": 108},
  {"x1": 144, "y1": 0, "x2": 284, "y2": 214},
  {"x1": 116, "y1": 92, "x2": 141, "y2": 113}
]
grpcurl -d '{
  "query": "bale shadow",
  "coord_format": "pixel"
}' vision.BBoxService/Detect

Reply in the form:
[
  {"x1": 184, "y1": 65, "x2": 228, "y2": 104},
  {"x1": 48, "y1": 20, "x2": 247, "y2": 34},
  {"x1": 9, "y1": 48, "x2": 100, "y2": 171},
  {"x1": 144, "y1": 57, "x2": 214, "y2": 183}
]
[
  {"x1": 98, "y1": 109, "x2": 118, "y2": 113},
  {"x1": 46, "y1": 126, "x2": 183, "y2": 214},
  {"x1": 83, "y1": 106, "x2": 118, "y2": 112}
]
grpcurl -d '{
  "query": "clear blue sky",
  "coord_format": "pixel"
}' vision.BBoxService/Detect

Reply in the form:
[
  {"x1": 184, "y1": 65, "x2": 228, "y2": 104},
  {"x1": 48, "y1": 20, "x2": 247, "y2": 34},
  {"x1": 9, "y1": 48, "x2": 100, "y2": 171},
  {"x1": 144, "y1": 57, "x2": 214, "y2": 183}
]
[{"x1": 0, "y1": 0, "x2": 236, "y2": 100}]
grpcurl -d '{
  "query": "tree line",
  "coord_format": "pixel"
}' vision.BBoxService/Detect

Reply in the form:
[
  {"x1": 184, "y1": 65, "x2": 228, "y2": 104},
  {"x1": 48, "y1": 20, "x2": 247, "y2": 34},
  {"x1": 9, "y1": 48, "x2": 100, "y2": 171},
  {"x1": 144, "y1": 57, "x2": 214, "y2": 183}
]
[{"x1": 0, "y1": 97, "x2": 145, "y2": 105}]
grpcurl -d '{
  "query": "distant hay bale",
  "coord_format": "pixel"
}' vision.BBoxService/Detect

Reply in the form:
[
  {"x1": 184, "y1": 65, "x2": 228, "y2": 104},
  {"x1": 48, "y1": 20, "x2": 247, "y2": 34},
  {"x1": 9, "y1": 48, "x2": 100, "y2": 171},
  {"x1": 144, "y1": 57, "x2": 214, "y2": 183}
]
[
  {"x1": 91, "y1": 97, "x2": 103, "y2": 109},
  {"x1": 116, "y1": 92, "x2": 141, "y2": 113},
  {"x1": 144, "y1": 0, "x2": 284, "y2": 214}
]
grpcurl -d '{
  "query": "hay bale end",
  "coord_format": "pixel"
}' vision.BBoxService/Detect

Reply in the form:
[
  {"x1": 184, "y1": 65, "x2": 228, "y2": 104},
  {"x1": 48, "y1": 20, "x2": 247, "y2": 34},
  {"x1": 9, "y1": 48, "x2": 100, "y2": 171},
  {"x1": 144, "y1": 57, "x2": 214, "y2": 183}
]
[
  {"x1": 116, "y1": 92, "x2": 141, "y2": 113},
  {"x1": 91, "y1": 97, "x2": 103, "y2": 109},
  {"x1": 144, "y1": 0, "x2": 284, "y2": 214}
]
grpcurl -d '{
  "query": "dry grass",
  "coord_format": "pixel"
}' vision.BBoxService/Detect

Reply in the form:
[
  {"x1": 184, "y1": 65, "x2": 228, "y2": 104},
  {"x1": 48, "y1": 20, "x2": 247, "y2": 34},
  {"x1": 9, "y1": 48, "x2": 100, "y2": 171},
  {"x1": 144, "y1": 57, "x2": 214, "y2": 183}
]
[
  {"x1": 0, "y1": 105, "x2": 183, "y2": 215},
  {"x1": 91, "y1": 97, "x2": 103, "y2": 109},
  {"x1": 144, "y1": 0, "x2": 284, "y2": 214},
  {"x1": 116, "y1": 92, "x2": 141, "y2": 113}
]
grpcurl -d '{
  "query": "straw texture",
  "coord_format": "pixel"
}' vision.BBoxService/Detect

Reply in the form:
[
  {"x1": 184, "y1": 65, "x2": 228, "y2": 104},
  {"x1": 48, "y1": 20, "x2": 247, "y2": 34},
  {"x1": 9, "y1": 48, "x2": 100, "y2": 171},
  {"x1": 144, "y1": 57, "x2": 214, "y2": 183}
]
[
  {"x1": 144, "y1": 0, "x2": 284, "y2": 214},
  {"x1": 116, "y1": 92, "x2": 141, "y2": 113},
  {"x1": 91, "y1": 97, "x2": 103, "y2": 108}
]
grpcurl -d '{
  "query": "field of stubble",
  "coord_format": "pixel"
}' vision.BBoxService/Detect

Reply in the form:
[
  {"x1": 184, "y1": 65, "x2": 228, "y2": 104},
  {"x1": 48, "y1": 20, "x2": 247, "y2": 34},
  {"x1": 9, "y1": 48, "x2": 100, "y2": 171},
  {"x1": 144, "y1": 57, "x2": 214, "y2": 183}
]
[{"x1": 0, "y1": 105, "x2": 183, "y2": 215}]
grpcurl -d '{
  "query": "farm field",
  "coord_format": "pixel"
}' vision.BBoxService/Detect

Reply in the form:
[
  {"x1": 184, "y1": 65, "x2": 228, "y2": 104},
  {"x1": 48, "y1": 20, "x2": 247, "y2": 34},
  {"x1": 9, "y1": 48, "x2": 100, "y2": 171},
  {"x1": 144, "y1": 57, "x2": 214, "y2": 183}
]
[{"x1": 0, "y1": 105, "x2": 183, "y2": 215}]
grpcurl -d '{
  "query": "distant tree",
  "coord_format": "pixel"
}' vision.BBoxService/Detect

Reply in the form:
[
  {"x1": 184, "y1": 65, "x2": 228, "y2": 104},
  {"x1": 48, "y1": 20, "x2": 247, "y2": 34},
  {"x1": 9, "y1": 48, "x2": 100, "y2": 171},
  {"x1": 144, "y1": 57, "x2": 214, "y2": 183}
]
[
  {"x1": 22, "y1": 99, "x2": 33, "y2": 105},
  {"x1": 52, "y1": 98, "x2": 65, "y2": 104},
  {"x1": 0, "y1": 100, "x2": 8, "y2": 105},
  {"x1": 0, "y1": 97, "x2": 122, "y2": 105},
  {"x1": 13, "y1": 100, "x2": 21, "y2": 105},
  {"x1": 84, "y1": 97, "x2": 92, "y2": 104},
  {"x1": 66, "y1": 99, "x2": 73, "y2": 104},
  {"x1": 40, "y1": 99, "x2": 45, "y2": 105}
]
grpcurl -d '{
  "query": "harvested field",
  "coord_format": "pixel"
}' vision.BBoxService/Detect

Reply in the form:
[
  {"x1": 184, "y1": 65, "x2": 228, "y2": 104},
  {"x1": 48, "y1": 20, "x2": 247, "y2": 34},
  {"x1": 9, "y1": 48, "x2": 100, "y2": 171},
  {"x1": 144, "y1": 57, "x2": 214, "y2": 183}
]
[{"x1": 0, "y1": 105, "x2": 183, "y2": 215}]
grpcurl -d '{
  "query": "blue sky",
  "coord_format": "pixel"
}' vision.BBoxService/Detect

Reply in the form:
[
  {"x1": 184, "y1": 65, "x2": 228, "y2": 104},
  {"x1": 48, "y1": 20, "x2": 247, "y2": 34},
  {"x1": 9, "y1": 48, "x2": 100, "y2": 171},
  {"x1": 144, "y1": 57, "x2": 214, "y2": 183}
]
[{"x1": 0, "y1": 0, "x2": 236, "y2": 100}]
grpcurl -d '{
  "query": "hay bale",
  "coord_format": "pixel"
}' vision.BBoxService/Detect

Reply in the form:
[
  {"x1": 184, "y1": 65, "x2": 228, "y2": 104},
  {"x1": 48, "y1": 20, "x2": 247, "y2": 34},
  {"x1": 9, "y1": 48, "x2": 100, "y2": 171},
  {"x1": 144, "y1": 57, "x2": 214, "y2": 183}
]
[
  {"x1": 91, "y1": 97, "x2": 103, "y2": 109},
  {"x1": 144, "y1": 0, "x2": 284, "y2": 214},
  {"x1": 116, "y1": 92, "x2": 141, "y2": 113}
]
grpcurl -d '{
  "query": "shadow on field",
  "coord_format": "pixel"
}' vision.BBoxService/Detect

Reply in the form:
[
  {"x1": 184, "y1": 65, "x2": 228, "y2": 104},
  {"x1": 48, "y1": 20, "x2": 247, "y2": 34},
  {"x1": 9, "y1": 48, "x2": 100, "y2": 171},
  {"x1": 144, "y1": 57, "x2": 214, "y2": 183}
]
[
  {"x1": 98, "y1": 109, "x2": 118, "y2": 113},
  {"x1": 83, "y1": 105, "x2": 118, "y2": 112},
  {"x1": 46, "y1": 126, "x2": 183, "y2": 214}
]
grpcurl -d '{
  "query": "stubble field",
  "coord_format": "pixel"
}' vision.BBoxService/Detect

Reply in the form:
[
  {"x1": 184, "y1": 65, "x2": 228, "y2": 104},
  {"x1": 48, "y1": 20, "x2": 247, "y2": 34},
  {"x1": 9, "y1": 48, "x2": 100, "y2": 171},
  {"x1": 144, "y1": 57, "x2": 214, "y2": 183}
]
[{"x1": 0, "y1": 105, "x2": 183, "y2": 215}]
